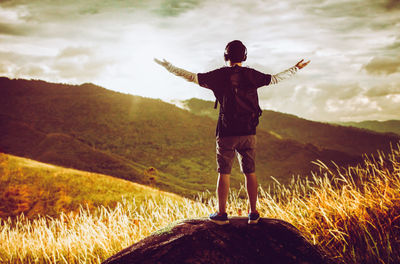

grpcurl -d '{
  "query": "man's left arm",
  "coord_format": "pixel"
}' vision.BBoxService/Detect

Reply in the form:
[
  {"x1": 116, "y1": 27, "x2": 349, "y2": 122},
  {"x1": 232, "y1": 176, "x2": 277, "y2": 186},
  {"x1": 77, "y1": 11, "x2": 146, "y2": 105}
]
[
  {"x1": 154, "y1": 58, "x2": 199, "y2": 84},
  {"x1": 270, "y1": 59, "x2": 310, "y2": 85}
]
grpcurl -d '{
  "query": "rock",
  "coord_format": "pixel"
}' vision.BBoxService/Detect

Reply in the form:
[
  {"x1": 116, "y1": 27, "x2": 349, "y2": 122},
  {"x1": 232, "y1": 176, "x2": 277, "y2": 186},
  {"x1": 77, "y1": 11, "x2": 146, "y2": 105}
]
[{"x1": 103, "y1": 217, "x2": 332, "y2": 264}]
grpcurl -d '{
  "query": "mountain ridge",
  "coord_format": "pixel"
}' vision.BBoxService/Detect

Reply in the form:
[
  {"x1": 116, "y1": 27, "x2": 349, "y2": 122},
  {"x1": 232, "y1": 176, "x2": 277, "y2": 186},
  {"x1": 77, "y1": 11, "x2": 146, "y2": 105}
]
[
  {"x1": 181, "y1": 98, "x2": 400, "y2": 156},
  {"x1": 1, "y1": 77, "x2": 398, "y2": 196},
  {"x1": 338, "y1": 120, "x2": 400, "y2": 136}
]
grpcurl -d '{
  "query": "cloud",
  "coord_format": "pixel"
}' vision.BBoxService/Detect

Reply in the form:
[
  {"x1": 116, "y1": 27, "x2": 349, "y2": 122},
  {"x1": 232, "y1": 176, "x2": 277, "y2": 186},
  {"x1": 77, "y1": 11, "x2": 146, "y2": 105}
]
[
  {"x1": 386, "y1": 39, "x2": 400, "y2": 50},
  {"x1": 52, "y1": 45, "x2": 113, "y2": 82},
  {"x1": 0, "y1": 62, "x2": 9, "y2": 75},
  {"x1": 0, "y1": 22, "x2": 31, "y2": 36},
  {"x1": 384, "y1": 0, "x2": 400, "y2": 10},
  {"x1": 0, "y1": 5, "x2": 33, "y2": 36},
  {"x1": 51, "y1": 59, "x2": 106, "y2": 80},
  {"x1": 0, "y1": 46, "x2": 109, "y2": 83},
  {"x1": 324, "y1": 96, "x2": 382, "y2": 120},
  {"x1": 1, "y1": 0, "x2": 400, "y2": 122},
  {"x1": 315, "y1": 83, "x2": 363, "y2": 100},
  {"x1": 365, "y1": 83, "x2": 400, "y2": 97},
  {"x1": 0, "y1": 0, "x2": 202, "y2": 22},
  {"x1": 0, "y1": 50, "x2": 50, "y2": 79},
  {"x1": 364, "y1": 56, "x2": 400, "y2": 75},
  {"x1": 14, "y1": 63, "x2": 46, "y2": 76},
  {"x1": 151, "y1": 0, "x2": 202, "y2": 17},
  {"x1": 258, "y1": 80, "x2": 368, "y2": 121},
  {"x1": 57, "y1": 46, "x2": 94, "y2": 59}
]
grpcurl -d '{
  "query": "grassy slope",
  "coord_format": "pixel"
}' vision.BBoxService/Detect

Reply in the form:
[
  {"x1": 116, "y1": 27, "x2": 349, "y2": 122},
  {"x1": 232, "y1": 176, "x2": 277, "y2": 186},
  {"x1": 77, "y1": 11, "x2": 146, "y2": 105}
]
[
  {"x1": 0, "y1": 116, "x2": 209, "y2": 197},
  {"x1": 1, "y1": 77, "x2": 396, "y2": 195},
  {"x1": 2, "y1": 148, "x2": 400, "y2": 264},
  {"x1": 0, "y1": 152, "x2": 186, "y2": 218}
]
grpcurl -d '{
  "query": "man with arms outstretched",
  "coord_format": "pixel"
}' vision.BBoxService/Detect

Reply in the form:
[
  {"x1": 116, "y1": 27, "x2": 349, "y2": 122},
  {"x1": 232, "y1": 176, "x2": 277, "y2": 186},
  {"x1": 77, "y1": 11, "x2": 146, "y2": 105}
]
[{"x1": 155, "y1": 40, "x2": 309, "y2": 225}]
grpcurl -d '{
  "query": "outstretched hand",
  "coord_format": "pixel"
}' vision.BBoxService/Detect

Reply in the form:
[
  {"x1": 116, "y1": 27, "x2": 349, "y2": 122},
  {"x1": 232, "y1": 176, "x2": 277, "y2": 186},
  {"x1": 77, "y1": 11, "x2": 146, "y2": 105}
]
[
  {"x1": 154, "y1": 58, "x2": 171, "y2": 68},
  {"x1": 296, "y1": 59, "x2": 310, "y2": 69}
]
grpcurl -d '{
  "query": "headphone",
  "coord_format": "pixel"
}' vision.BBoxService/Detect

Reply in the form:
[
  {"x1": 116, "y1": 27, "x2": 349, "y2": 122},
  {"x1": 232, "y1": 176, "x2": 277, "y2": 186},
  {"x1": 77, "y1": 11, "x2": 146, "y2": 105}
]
[{"x1": 224, "y1": 40, "x2": 247, "y2": 63}]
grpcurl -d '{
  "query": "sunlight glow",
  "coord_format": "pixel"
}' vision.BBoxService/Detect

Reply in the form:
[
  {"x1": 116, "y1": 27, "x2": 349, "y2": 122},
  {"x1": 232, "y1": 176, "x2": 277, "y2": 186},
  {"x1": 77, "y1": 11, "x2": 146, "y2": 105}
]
[{"x1": 0, "y1": 0, "x2": 399, "y2": 121}]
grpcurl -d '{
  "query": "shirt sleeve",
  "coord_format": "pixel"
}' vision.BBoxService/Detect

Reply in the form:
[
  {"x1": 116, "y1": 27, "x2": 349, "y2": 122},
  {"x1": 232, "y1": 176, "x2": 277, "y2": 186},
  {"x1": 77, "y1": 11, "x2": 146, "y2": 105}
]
[
  {"x1": 199, "y1": 67, "x2": 271, "y2": 91},
  {"x1": 248, "y1": 68, "x2": 272, "y2": 88},
  {"x1": 197, "y1": 69, "x2": 224, "y2": 91},
  {"x1": 270, "y1": 65, "x2": 298, "y2": 85},
  {"x1": 158, "y1": 60, "x2": 199, "y2": 84}
]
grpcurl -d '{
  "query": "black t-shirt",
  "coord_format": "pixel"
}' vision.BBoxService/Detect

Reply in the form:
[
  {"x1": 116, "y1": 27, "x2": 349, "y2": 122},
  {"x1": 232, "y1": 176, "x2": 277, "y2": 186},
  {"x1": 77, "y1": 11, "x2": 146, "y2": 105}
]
[{"x1": 198, "y1": 65, "x2": 271, "y2": 137}]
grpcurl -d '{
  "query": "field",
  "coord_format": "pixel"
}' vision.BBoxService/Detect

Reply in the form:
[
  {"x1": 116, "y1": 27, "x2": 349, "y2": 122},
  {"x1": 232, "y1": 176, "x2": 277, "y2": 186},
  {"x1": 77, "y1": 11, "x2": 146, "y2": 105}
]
[
  {"x1": 0, "y1": 153, "x2": 184, "y2": 219},
  {"x1": 1, "y1": 146, "x2": 400, "y2": 263},
  {"x1": 3, "y1": 78, "x2": 399, "y2": 197}
]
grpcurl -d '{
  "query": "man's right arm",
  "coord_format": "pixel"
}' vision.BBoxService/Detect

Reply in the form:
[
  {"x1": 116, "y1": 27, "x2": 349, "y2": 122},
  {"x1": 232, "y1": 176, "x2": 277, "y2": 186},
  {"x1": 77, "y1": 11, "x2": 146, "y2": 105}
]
[{"x1": 154, "y1": 58, "x2": 199, "y2": 84}]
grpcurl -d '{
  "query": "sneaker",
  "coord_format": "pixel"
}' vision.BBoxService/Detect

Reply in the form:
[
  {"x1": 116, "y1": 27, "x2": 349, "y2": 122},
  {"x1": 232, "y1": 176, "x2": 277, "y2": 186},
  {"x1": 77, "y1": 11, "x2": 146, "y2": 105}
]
[
  {"x1": 209, "y1": 212, "x2": 229, "y2": 225},
  {"x1": 248, "y1": 211, "x2": 260, "y2": 224}
]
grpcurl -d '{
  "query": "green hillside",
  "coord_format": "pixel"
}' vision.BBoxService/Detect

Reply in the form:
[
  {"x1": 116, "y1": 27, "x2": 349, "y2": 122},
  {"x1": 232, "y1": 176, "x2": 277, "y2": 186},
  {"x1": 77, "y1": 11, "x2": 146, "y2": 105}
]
[
  {"x1": 338, "y1": 120, "x2": 400, "y2": 136},
  {"x1": 181, "y1": 98, "x2": 400, "y2": 156},
  {"x1": 0, "y1": 77, "x2": 217, "y2": 196},
  {"x1": 1, "y1": 77, "x2": 395, "y2": 196},
  {"x1": 0, "y1": 152, "x2": 185, "y2": 218},
  {"x1": 258, "y1": 111, "x2": 399, "y2": 156},
  {"x1": 181, "y1": 98, "x2": 218, "y2": 120},
  {"x1": 0, "y1": 115, "x2": 207, "y2": 196}
]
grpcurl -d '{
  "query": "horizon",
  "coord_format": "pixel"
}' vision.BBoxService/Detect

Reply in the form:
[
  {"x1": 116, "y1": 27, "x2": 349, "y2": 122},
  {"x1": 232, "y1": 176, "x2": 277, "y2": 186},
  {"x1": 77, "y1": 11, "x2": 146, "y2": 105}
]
[
  {"x1": 3, "y1": 75, "x2": 400, "y2": 124},
  {"x1": 1, "y1": 0, "x2": 400, "y2": 122}
]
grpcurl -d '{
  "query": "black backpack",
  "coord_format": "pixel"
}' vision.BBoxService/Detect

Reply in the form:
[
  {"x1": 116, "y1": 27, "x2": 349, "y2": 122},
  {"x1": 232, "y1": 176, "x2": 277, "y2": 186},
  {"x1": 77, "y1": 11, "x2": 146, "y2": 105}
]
[{"x1": 214, "y1": 67, "x2": 262, "y2": 132}]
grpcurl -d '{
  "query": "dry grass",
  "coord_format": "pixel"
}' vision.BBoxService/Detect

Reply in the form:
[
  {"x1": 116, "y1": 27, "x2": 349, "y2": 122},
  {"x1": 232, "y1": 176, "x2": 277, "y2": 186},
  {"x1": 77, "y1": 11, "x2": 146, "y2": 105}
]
[
  {"x1": 1, "y1": 146, "x2": 400, "y2": 263},
  {"x1": 0, "y1": 197, "x2": 212, "y2": 264},
  {"x1": 257, "y1": 146, "x2": 400, "y2": 264}
]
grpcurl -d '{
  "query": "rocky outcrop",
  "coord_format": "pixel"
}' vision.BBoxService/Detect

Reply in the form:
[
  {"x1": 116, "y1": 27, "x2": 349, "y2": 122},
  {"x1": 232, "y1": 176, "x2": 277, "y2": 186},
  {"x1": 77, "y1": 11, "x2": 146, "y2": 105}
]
[{"x1": 103, "y1": 217, "x2": 331, "y2": 264}]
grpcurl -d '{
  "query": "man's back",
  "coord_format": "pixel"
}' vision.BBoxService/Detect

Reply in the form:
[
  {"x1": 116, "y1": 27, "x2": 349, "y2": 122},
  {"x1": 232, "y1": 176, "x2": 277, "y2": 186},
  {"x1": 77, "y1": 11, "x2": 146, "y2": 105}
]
[{"x1": 198, "y1": 65, "x2": 271, "y2": 137}]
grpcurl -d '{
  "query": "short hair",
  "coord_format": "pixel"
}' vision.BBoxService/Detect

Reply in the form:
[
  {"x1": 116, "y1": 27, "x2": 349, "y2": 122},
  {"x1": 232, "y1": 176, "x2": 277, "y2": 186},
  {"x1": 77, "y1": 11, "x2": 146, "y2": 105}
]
[{"x1": 224, "y1": 40, "x2": 247, "y2": 63}]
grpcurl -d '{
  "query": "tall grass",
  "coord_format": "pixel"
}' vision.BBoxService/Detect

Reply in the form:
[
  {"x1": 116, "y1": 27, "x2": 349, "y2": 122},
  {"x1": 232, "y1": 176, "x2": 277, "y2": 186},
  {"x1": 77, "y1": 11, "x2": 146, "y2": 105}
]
[
  {"x1": 0, "y1": 197, "x2": 213, "y2": 264},
  {"x1": 258, "y1": 146, "x2": 400, "y2": 264},
  {"x1": 1, "y1": 146, "x2": 400, "y2": 263}
]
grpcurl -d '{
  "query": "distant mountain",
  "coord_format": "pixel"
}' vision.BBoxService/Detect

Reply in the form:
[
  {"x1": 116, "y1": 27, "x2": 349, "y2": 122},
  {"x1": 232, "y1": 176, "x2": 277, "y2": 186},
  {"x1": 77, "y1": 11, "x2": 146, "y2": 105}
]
[
  {"x1": 257, "y1": 112, "x2": 400, "y2": 156},
  {"x1": 1, "y1": 77, "x2": 397, "y2": 196},
  {"x1": 181, "y1": 98, "x2": 400, "y2": 156},
  {"x1": 338, "y1": 120, "x2": 400, "y2": 136},
  {"x1": 180, "y1": 98, "x2": 217, "y2": 120}
]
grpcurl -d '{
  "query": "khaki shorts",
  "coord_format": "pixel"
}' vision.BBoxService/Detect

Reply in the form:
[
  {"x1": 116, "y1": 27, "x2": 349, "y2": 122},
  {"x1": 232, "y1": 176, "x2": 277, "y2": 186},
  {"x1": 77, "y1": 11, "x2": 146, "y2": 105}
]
[{"x1": 216, "y1": 135, "x2": 256, "y2": 174}]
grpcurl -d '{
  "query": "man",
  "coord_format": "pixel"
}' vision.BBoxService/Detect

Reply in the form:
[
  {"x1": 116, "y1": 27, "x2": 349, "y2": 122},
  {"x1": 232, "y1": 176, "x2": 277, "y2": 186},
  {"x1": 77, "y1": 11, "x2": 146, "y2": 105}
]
[{"x1": 155, "y1": 40, "x2": 309, "y2": 225}]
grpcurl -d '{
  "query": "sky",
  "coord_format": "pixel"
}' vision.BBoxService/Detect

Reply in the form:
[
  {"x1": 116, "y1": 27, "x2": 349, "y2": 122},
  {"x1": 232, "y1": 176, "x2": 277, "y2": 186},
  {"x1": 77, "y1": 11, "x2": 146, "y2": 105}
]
[{"x1": 0, "y1": 0, "x2": 400, "y2": 122}]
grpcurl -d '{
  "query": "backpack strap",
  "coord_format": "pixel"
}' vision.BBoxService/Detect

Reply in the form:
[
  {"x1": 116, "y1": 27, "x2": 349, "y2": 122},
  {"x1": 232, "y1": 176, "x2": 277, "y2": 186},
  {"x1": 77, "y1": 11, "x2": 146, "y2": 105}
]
[{"x1": 214, "y1": 99, "x2": 218, "y2": 109}]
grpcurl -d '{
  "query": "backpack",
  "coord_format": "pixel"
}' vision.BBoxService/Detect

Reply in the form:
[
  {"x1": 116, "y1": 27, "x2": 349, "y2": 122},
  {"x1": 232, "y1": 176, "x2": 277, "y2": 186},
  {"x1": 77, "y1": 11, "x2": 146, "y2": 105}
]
[{"x1": 214, "y1": 67, "x2": 262, "y2": 132}]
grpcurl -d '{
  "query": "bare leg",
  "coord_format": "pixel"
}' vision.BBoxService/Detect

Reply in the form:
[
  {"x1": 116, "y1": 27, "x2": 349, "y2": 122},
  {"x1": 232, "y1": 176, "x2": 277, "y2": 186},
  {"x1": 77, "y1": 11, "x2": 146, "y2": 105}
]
[
  {"x1": 244, "y1": 172, "x2": 258, "y2": 213},
  {"x1": 216, "y1": 173, "x2": 230, "y2": 214}
]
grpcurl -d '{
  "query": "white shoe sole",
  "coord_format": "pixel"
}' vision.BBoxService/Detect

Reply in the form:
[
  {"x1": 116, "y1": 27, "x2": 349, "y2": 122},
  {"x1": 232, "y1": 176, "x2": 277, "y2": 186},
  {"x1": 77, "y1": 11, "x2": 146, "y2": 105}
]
[
  {"x1": 248, "y1": 217, "x2": 260, "y2": 224},
  {"x1": 209, "y1": 219, "x2": 230, "y2": 225}
]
